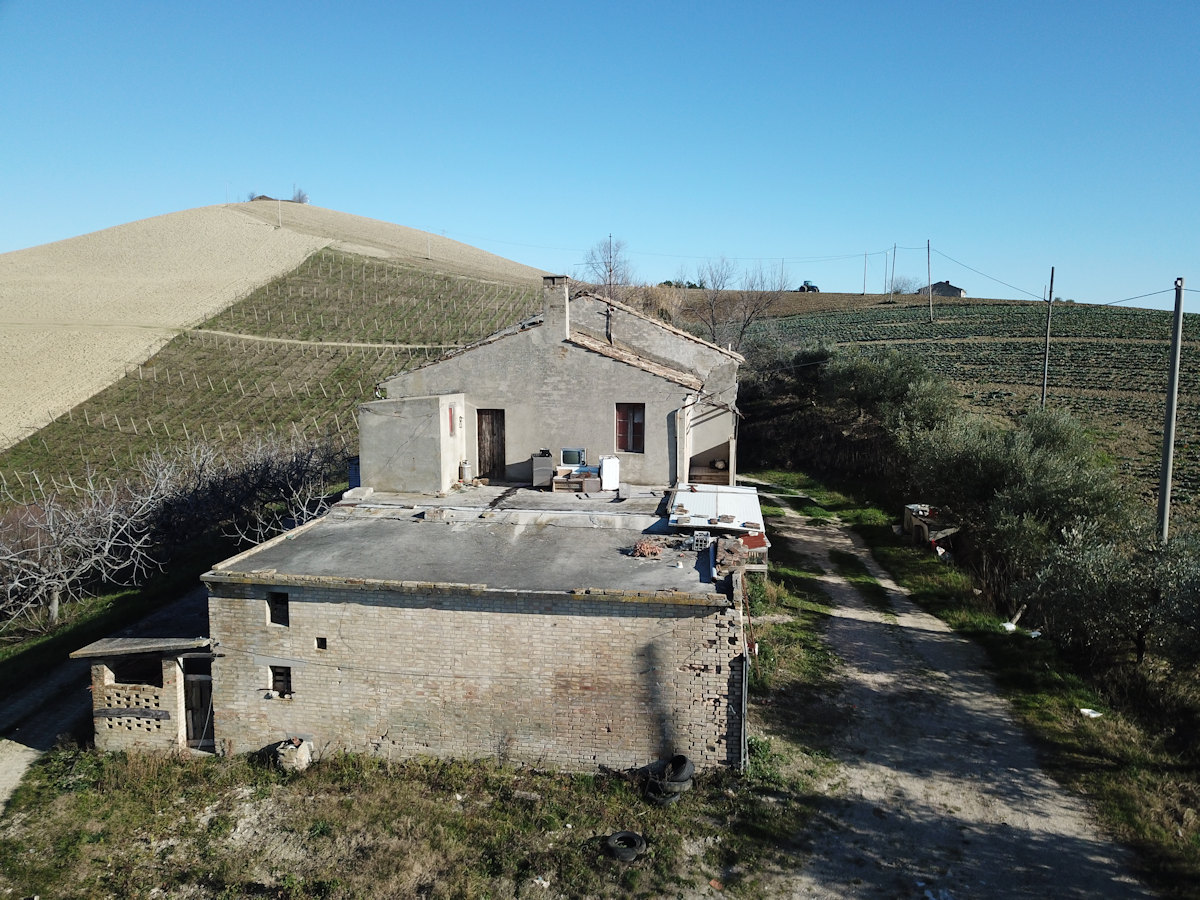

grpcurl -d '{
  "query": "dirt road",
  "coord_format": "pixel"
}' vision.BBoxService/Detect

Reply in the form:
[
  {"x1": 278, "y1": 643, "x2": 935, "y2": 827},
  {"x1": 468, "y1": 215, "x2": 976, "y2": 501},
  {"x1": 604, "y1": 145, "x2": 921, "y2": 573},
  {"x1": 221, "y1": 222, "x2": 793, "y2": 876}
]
[
  {"x1": 0, "y1": 587, "x2": 209, "y2": 812},
  {"x1": 759, "y1": 495, "x2": 1155, "y2": 898}
]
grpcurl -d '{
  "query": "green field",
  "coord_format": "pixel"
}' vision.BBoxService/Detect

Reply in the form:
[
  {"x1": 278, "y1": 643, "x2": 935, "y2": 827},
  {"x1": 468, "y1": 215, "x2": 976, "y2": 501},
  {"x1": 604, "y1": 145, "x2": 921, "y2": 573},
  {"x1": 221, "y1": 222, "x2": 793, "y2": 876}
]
[
  {"x1": 752, "y1": 298, "x2": 1200, "y2": 525},
  {"x1": 3, "y1": 258, "x2": 1194, "y2": 527}
]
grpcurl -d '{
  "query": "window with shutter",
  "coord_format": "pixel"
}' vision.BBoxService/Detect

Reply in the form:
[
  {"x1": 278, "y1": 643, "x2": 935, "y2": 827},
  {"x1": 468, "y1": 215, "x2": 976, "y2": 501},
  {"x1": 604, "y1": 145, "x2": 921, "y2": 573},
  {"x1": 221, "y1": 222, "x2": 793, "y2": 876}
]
[{"x1": 615, "y1": 403, "x2": 645, "y2": 453}]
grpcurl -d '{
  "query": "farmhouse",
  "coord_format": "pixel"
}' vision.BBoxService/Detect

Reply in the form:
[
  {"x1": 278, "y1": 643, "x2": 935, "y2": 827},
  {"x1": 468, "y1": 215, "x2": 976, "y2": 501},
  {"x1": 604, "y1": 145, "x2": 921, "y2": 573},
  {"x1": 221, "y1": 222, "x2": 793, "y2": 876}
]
[
  {"x1": 74, "y1": 277, "x2": 761, "y2": 772},
  {"x1": 360, "y1": 276, "x2": 743, "y2": 491},
  {"x1": 917, "y1": 280, "x2": 967, "y2": 298},
  {"x1": 201, "y1": 484, "x2": 756, "y2": 769}
]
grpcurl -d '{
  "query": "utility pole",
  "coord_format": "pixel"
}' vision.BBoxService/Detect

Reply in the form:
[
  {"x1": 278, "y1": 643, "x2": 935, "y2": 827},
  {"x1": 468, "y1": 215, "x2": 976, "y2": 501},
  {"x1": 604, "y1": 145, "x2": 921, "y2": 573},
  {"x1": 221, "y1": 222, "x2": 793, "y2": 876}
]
[
  {"x1": 926, "y1": 239, "x2": 933, "y2": 323},
  {"x1": 1157, "y1": 276, "x2": 1186, "y2": 544},
  {"x1": 863, "y1": 252, "x2": 868, "y2": 295},
  {"x1": 1040, "y1": 266, "x2": 1055, "y2": 409},
  {"x1": 890, "y1": 242, "x2": 897, "y2": 294},
  {"x1": 607, "y1": 233, "x2": 614, "y2": 297}
]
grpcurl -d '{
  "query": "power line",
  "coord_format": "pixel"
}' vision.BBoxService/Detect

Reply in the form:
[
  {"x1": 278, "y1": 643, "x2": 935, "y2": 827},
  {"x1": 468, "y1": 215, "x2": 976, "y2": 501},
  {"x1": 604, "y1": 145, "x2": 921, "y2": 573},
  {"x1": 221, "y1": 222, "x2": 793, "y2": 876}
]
[
  {"x1": 931, "y1": 249, "x2": 1042, "y2": 300},
  {"x1": 1102, "y1": 289, "x2": 1175, "y2": 306}
]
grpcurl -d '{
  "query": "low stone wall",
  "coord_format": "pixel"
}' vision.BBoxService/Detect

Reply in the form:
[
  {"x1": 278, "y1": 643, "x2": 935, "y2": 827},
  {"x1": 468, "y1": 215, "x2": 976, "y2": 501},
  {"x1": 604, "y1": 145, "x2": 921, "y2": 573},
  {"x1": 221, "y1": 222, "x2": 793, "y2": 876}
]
[{"x1": 208, "y1": 580, "x2": 745, "y2": 770}]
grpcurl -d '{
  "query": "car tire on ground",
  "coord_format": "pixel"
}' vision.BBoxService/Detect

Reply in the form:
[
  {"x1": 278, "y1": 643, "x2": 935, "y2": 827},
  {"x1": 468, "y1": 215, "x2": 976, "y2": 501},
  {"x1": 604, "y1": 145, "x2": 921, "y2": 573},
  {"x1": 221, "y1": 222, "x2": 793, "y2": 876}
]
[
  {"x1": 605, "y1": 831, "x2": 647, "y2": 862},
  {"x1": 654, "y1": 777, "x2": 692, "y2": 795},
  {"x1": 665, "y1": 754, "x2": 694, "y2": 782}
]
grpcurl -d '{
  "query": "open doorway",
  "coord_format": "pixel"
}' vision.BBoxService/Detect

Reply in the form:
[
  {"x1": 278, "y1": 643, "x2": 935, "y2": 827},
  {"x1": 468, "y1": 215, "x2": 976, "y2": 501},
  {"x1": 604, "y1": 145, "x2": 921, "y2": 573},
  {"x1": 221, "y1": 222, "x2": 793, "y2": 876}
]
[{"x1": 184, "y1": 657, "x2": 214, "y2": 751}]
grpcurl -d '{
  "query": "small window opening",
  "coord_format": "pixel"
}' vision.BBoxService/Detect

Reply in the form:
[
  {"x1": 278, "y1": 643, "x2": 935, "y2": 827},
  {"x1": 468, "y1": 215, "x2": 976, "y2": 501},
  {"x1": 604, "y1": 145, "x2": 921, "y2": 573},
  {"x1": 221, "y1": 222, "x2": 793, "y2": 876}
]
[
  {"x1": 268, "y1": 591, "x2": 290, "y2": 626},
  {"x1": 315, "y1": 637, "x2": 327, "y2": 650},
  {"x1": 270, "y1": 666, "x2": 293, "y2": 696}
]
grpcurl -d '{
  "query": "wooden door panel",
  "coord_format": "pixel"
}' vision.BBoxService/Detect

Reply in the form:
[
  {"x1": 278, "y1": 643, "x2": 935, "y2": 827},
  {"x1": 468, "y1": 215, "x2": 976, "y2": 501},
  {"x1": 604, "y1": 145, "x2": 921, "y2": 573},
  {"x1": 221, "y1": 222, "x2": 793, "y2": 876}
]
[{"x1": 477, "y1": 409, "x2": 506, "y2": 480}]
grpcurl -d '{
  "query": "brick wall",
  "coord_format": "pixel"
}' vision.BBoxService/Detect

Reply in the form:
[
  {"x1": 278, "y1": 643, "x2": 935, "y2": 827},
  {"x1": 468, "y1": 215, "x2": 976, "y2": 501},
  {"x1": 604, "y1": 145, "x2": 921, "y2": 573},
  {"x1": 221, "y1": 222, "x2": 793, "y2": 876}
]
[
  {"x1": 89, "y1": 657, "x2": 186, "y2": 752},
  {"x1": 209, "y1": 580, "x2": 745, "y2": 770}
]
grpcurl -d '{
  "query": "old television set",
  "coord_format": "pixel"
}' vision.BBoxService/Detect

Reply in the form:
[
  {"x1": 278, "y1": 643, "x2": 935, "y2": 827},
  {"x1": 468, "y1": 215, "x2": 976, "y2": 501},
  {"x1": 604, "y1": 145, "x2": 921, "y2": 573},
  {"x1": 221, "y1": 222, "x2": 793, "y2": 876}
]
[{"x1": 560, "y1": 448, "x2": 586, "y2": 468}]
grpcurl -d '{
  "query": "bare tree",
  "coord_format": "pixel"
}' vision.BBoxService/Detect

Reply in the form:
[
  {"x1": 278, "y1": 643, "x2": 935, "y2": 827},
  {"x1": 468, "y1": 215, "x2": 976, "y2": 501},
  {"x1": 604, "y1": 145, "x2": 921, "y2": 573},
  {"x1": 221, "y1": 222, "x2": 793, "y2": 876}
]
[
  {"x1": 582, "y1": 235, "x2": 634, "y2": 301},
  {"x1": 225, "y1": 435, "x2": 342, "y2": 546},
  {"x1": 891, "y1": 274, "x2": 925, "y2": 295},
  {"x1": 688, "y1": 258, "x2": 737, "y2": 347},
  {"x1": 729, "y1": 264, "x2": 788, "y2": 352},
  {"x1": 0, "y1": 471, "x2": 163, "y2": 631},
  {"x1": 0, "y1": 434, "x2": 346, "y2": 635},
  {"x1": 685, "y1": 259, "x2": 784, "y2": 353},
  {"x1": 292, "y1": 186, "x2": 309, "y2": 204}
]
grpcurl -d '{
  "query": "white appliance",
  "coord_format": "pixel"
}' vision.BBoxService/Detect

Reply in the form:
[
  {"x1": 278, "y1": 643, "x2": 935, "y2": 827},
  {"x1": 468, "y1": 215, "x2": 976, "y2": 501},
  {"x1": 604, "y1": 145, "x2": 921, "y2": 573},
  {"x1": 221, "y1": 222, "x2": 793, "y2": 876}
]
[{"x1": 598, "y1": 455, "x2": 620, "y2": 490}]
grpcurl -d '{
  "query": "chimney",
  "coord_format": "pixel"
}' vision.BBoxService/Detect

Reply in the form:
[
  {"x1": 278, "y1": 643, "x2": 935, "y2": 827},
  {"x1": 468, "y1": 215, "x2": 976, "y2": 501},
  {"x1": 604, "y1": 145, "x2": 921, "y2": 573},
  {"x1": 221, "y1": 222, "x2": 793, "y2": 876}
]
[{"x1": 542, "y1": 275, "x2": 570, "y2": 340}]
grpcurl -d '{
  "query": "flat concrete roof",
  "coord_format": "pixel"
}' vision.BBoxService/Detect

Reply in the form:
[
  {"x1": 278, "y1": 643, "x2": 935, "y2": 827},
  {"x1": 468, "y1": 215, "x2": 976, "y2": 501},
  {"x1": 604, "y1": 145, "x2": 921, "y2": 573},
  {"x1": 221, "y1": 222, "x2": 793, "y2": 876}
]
[{"x1": 205, "y1": 486, "x2": 727, "y2": 601}]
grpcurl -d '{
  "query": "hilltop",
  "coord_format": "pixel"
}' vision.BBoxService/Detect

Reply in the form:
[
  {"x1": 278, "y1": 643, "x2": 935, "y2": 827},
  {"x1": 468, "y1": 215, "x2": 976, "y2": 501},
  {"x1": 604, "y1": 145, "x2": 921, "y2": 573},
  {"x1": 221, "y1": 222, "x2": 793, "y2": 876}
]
[{"x1": 0, "y1": 202, "x2": 545, "y2": 449}]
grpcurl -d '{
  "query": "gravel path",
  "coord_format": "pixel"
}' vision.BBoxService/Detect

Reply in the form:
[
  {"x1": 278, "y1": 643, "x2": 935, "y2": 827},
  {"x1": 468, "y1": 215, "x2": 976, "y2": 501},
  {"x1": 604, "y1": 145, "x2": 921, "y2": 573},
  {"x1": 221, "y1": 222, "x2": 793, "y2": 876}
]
[{"x1": 759, "y1": 495, "x2": 1155, "y2": 898}]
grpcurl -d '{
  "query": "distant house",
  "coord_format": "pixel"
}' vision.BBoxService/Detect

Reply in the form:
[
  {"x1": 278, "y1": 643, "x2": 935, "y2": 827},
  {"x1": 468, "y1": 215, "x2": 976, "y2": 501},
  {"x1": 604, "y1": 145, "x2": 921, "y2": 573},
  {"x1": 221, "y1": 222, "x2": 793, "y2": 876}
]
[
  {"x1": 917, "y1": 281, "x2": 966, "y2": 298},
  {"x1": 360, "y1": 277, "x2": 743, "y2": 492}
]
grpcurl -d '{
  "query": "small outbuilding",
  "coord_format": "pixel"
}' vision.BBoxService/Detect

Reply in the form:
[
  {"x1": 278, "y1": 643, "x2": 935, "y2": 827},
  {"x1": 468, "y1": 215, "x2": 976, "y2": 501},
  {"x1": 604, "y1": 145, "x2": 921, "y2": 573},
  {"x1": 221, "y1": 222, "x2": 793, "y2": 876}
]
[
  {"x1": 916, "y1": 281, "x2": 967, "y2": 298},
  {"x1": 70, "y1": 638, "x2": 214, "y2": 752}
]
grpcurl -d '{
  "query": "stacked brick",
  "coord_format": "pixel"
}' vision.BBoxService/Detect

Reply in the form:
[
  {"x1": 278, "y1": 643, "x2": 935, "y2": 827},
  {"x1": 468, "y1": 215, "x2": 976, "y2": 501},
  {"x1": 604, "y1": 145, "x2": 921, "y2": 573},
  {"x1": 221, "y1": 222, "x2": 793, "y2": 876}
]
[{"x1": 89, "y1": 658, "x2": 186, "y2": 752}]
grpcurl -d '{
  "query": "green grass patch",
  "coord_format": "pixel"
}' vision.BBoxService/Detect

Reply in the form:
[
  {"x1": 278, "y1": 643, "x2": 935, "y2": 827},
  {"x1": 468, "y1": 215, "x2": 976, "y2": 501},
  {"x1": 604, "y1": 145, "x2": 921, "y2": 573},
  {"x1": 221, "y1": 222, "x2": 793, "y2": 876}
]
[{"x1": 827, "y1": 549, "x2": 893, "y2": 615}]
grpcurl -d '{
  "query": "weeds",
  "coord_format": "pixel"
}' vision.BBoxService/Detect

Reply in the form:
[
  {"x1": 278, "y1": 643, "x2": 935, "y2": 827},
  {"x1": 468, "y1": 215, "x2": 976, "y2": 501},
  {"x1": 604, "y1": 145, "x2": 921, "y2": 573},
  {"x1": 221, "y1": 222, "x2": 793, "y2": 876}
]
[
  {"x1": 0, "y1": 741, "x2": 828, "y2": 899},
  {"x1": 828, "y1": 548, "x2": 893, "y2": 615}
]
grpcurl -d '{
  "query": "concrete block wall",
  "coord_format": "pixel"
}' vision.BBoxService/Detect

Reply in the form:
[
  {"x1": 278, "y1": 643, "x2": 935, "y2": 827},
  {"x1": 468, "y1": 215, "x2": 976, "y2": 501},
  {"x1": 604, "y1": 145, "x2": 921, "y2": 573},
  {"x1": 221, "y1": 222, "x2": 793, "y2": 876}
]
[
  {"x1": 569, "y1": 294, "x2": 739, "y2": 388},
  {"x1": 380, "y1": 327, "x2": 693, "y2": 485},
  {"x1": 89, "y1": 657, "x2": 186, "y2": 752},
  {"x1": 209, "y1": 581, "x2": 745, "y2": 770}
]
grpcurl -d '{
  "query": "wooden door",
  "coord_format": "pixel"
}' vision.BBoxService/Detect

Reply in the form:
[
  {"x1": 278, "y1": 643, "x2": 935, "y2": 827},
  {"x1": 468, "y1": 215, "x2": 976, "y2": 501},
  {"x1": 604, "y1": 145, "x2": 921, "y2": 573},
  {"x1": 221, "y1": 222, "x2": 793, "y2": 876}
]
[{"x1": 477, "y1": 409, "x2": 506, "y2": 481}]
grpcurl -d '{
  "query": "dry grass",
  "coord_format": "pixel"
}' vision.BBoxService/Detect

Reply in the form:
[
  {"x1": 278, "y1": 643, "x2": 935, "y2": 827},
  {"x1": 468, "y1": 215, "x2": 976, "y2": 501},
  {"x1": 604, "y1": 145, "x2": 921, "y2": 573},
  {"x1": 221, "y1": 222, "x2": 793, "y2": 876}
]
[
  {"x1": 0, "y1": 247, "x2": 540, "y2": 499},
  {"x1": 0, "y1": 554, "x2": 835, "y2": 900}
]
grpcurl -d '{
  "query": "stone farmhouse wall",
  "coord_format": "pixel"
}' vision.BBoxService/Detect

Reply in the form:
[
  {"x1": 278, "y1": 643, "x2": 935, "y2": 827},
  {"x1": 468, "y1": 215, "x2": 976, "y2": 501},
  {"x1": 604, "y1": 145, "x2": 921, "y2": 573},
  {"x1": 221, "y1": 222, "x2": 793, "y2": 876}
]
[{"x1": 208, "y1": 579, "x2": 746, "y2": 770}]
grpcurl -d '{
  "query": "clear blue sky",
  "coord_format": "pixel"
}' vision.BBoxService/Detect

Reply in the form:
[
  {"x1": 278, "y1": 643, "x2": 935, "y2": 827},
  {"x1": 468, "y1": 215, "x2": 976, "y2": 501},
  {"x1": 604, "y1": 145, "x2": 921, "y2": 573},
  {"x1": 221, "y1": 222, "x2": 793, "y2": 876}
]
[{"x1": 1, "y1": 1, "x2": 1196, "y2": 310}]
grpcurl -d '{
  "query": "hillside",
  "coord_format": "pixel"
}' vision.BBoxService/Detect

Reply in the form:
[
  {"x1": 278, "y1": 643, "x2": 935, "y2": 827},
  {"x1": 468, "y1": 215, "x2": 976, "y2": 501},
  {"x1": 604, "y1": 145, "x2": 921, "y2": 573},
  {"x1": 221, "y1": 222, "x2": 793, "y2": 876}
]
[
  {"x1": 0, "y1": 207, "x2": 546, "y2": 496},
  {"x1": 753, "y1": 298, "x2": 1200, "y2": 525},
  {"x1": 0, "y1": 202, "x2": 545, "y2": 450}
]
